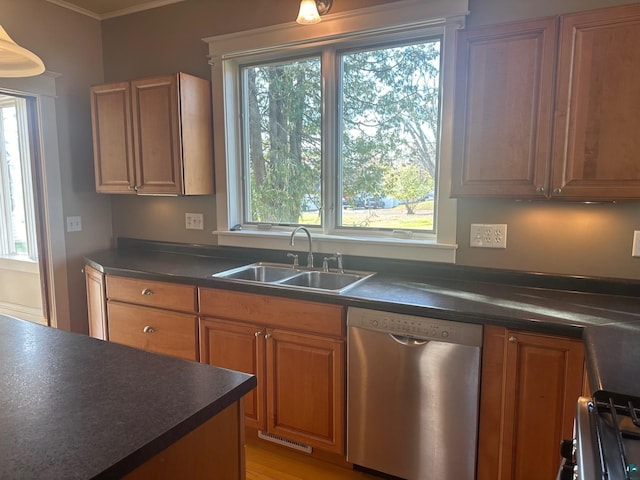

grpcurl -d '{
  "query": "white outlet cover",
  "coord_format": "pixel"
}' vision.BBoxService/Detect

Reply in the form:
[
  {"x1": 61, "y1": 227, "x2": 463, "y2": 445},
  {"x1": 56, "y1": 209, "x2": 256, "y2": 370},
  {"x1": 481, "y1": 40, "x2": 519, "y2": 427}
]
[
  {"x1": 470, "y1": 224, "x2": 507, "y2": 249},
  {"x1": 185, "y1": 213, "x2": 204, "y2": 230}
]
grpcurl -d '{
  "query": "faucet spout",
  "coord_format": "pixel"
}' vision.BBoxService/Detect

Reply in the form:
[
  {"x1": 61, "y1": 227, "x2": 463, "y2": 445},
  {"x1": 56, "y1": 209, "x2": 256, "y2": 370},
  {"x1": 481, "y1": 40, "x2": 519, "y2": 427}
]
[{"x1": 290, "y1": 226, "x2": 314, "y2": 269}]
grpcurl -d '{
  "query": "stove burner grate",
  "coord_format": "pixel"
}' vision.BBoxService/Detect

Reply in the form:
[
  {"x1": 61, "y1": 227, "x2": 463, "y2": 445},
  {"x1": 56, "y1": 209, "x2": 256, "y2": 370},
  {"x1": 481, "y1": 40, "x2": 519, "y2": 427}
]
[{"x1": 594, "y1": 392, "x2": 640, "y2": 480}]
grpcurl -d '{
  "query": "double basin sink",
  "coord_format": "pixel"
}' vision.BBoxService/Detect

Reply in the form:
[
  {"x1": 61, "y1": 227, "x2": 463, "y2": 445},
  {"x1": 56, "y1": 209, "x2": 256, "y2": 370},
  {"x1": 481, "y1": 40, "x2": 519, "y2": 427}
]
[{"x1": 213, "y1": 262, "x2": 375, "y2": 294}]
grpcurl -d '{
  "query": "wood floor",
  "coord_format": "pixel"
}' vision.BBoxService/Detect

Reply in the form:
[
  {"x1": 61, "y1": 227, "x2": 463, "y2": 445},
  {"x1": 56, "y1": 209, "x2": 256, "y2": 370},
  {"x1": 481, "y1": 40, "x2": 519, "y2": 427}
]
[{"x1": 245, "y1": 441, "x2": 382, "y2": 480}]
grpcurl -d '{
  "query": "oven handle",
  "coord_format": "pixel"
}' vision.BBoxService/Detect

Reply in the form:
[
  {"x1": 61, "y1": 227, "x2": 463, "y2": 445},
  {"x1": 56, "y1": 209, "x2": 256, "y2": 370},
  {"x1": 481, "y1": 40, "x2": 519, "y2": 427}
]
[{"x1": 389, "y1": 334, "x2": 429, "y2": 346}]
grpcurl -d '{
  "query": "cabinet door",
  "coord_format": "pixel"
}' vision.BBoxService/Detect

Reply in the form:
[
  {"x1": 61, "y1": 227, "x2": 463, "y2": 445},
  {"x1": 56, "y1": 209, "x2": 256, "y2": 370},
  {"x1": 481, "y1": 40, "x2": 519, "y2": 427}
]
[
  {"x1": 552, "y1": 4, "x2": 640, "y2": 199},
  {"x1": 266, "y1": 328, "x2": 345, "y2": 455},
  {"x1": 131, "y1": 75, "x2": 183, "y2": 195},
  {"x1": 199, "y1": 317, "x2": 265, "y2": 430},
  {"x1": 477, "y1": 326, "x2": 584, "y2": 480},
  {"x1": 452, "y1": 17, "x2": 557, "y2": 198},
  {"x1": 107, "y1": 302, "x2": 198, "y2": 361},
  {"x1": 85, "y1": 265, "x2": 107, "y2": 340},
  {"x1": 90, "y1": 82, "x2": 136, "y2": 193}
]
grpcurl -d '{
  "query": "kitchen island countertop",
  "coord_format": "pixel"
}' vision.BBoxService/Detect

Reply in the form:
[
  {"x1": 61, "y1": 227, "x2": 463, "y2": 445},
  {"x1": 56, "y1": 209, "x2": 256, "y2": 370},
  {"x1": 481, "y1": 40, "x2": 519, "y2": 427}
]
[{"x1": 0, "y1": 314, "x2": 256, "y2": 479}]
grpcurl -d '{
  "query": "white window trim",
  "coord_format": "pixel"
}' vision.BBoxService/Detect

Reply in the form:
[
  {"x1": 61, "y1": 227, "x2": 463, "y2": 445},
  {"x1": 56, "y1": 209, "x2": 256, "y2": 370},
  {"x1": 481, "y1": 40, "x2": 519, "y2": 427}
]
[{"x1": 204, "y1": 0, "x2": 467, "y2": 264}]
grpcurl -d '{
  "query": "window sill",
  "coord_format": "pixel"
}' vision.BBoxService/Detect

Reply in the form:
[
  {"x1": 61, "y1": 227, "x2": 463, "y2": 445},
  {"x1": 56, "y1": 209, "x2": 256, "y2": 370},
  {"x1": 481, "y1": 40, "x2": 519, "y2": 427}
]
[
  {"x1": 0, "y1": 256, "x2": 39, "y2": 273},
  {"x1": 214, "y1": 229, "x2": 457, "y2": 263}
]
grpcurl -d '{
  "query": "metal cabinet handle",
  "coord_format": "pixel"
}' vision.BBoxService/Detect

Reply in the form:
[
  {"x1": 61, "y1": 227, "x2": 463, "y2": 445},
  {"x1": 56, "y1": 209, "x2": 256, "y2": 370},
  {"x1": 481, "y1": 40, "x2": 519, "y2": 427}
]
[
  {"x1": 554, "y1": 188, "x2": 562, "y2": 194},
  {"x1": 265, "y1": 333, "x2": 272, "y2": 340},
  {"x1": 508, "y1": 335, "x2": 517, "y2": 343},
  {"x1": 141, "y1": 288, "x2": 153, "y2": 296},
  {"x1": 536, "y1": 186, "x2": 545, "y2": 193},
  {"x1": 255, "y1": 331, "x2": 263, "y2": 338},
  {"x1": 143, "y1": 326, "x2": 155, "y2": 334}
]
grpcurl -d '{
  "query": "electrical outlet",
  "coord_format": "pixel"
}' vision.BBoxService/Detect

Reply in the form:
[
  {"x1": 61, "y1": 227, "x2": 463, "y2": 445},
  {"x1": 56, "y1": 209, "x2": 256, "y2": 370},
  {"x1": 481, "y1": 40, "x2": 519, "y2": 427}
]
[
  {"x1": 66, "y1": 216, "x2": 82, "y2": 232},
  {"x1": 185, "y1": 213, "x2": 204, "y2": 230},
  {"x1": 470, "y1": 224, "x2": 507, "y2": 248}
]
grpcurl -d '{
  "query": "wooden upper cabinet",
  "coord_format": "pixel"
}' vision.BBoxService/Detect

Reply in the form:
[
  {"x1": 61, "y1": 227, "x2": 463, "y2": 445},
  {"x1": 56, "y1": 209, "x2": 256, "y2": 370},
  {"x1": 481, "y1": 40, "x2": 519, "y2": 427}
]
[
  {"x1": 90, "y1": 82, "x2": 136, "y2": 193},
  {"x1": 452, "y1": 17, "x2": 557, "y2": 198},
  {"x1": 90, "y1": 73, "x2": 214, "y2": 195},
  {"x1": 551, "y1": 3, "x2": 640, "y2": 199}
]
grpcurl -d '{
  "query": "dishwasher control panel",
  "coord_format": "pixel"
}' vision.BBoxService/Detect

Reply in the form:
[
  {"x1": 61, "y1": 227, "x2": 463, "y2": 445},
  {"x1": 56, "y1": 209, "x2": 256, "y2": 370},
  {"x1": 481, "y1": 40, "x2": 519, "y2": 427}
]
[{"x1": 347, "y1": 307, "x2": 483, "y2": 347}]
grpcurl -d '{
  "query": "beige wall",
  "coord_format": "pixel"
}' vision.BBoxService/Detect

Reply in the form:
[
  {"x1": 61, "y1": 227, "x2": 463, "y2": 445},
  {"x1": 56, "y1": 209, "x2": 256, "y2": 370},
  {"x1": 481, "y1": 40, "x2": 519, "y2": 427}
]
[
  {"x1": 0, "y1": 259, "x2": 44, "y2": 324},
  {"x1": 4, "y1": 1, "x2": 112, "y2": 332},
  {"x1": 103, "y1": 0, "x2": 640, "y2": 281}
]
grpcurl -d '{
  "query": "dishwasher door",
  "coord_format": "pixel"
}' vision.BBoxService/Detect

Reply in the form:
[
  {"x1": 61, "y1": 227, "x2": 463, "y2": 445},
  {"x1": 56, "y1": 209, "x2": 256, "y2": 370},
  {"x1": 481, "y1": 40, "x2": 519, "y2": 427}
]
[{"x1": 347, "y1": 309, "x2": 482, "y2": 480}]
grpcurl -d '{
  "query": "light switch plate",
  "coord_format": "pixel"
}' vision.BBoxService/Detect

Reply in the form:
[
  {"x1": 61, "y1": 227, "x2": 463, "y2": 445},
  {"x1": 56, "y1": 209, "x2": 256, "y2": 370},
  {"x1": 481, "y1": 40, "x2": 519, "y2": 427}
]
[{"x1": 66, "y1": 216, "x2": 82, "y2": 232}]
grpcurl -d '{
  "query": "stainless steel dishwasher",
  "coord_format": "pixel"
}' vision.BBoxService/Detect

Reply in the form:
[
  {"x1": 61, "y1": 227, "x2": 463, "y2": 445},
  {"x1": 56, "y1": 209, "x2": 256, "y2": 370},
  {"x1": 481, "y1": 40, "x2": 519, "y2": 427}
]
[{"x1": 347, "y1": 307, "x2": 483, "y2": 480}]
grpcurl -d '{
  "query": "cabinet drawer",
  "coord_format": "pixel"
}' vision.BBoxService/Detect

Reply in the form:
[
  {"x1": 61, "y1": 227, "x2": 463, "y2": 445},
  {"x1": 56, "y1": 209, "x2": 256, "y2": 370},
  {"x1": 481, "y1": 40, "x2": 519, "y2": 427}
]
[
  {"x1": 106, "y1": 275, "x2": 196, "y2": 312},
  {"x1": 107, "y1": 302, "x2": 198, "y2": 361},
  {"x1": 198, "y1": 288, "x2": 345, "y2": 337}
]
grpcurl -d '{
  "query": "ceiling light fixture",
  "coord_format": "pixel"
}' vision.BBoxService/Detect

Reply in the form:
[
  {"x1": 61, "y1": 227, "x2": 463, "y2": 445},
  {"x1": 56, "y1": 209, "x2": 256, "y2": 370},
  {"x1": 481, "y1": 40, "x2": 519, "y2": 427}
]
[
  {"x1": 296, "y1": 0, "x2": 333, "y2": 25},
  {"x1": 0, "y1": 25, "x2": 45, "y2": 78}
]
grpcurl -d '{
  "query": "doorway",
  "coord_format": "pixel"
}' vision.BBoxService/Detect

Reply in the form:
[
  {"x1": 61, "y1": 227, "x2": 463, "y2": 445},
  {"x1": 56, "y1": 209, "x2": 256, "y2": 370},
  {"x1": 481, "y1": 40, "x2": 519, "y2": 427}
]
[{"x1": 0, "y1": 72, "x2": 71, "y2": 330}]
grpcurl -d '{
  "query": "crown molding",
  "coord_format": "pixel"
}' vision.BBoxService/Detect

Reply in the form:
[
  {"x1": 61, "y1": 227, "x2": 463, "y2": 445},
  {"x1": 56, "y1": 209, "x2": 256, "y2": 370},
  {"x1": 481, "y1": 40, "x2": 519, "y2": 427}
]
[{"x1": 46, "y1": 0, "x2": 186, "y2": 20}]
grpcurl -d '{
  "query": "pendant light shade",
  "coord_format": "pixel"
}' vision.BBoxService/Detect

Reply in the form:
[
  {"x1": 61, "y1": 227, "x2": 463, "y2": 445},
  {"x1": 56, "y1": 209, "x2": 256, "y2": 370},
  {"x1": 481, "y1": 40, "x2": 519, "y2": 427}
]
[
  {"x1": 296, "y1": 0, "x2": 333, "y2": 25},
  {"x1": 0, "y1": 26, "x2": 45, "y2": 78}
]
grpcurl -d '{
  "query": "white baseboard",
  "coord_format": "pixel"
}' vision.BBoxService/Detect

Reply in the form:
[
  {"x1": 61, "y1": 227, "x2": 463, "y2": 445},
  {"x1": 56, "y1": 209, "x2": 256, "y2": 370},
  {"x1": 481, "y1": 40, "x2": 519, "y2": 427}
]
[{"x1": 0, "y1": 301, "x2": 45, "y2": 325}]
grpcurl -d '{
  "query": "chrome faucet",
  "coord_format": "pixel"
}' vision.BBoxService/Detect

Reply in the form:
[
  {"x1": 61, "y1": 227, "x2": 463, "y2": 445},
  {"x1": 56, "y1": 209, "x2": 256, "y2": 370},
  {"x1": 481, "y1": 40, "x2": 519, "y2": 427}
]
[{"x1": 290, "y1": 226, "x2": 314, "y2": 268}]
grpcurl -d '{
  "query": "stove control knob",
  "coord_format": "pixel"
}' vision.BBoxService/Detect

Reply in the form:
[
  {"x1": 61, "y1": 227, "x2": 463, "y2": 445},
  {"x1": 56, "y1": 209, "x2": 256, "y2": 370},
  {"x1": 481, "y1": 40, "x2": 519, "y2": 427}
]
[
  {"x1": 558, "y1": 439, "x2": 576, "y2": 480},
  {"x1": 558, "y1": 464, "x2": 577, "y2": 480},
  {"x1": 560, "y1": 439, "x2": 575, "y2": 460}
]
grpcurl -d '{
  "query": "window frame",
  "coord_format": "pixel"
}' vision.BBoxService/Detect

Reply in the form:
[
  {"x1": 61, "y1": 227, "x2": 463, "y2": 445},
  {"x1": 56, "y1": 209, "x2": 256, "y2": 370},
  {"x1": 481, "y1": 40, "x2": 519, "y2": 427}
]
[{"x1": 205, "y1": 0, "x2": 467, "y2": 263}]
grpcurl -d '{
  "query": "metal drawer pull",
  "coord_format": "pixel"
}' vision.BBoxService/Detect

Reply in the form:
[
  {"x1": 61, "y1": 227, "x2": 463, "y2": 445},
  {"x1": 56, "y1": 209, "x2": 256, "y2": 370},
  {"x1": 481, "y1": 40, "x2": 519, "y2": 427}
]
[
  {"x1": 508, "y1": 335, "x2": 517, "y2": 343},
  {"x1": 143, "y1": 326, "x2": 155, "y2": 334},
  {"x1": 265, "y1": 333, "x2": 272, "y2": 340},
  {"x1": 255, "y1": 331, "x2": 263, "y2": 337},
  {"x1": 141, "y1": 288, "x2": 153, "y2": 296}
]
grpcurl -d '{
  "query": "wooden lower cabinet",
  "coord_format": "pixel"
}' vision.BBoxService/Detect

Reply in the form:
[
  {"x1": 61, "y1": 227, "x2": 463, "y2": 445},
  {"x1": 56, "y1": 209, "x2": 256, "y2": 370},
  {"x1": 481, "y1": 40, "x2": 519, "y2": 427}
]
[
  {"x1": 85, "y1": 265, "x2": 107, "y2": 340},
  {"x1": 108, "y1": 302, "x2": 198, "y2": 361},
  {"x1": 266, "y1": 328, "x2": 344, "y2": 453},
  {"x1": 477, "y1": 325, "x2": 584, "y2": 480},
  {"x1": 199, "y1": 288, "x2": 346, "y2": 455},
  {"x1": 199, "y1": 318, "x2": 265, "y2": 429},
  {"x1": 125, "y1": 401, "x2": 245, "y2": 479}
]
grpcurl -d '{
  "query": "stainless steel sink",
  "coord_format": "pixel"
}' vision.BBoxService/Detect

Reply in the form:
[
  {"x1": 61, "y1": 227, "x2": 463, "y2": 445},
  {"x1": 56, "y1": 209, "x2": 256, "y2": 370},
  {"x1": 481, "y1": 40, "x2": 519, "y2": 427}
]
[
  {"x1": 213, "y1": 263, "x2": 300, "y2": 282},
  {"x1": 279, "y1": 271, "x2": 370, "y2": 292},
  {"x1": 213, "y1": 262, "x2": 374, "y2": 293}
]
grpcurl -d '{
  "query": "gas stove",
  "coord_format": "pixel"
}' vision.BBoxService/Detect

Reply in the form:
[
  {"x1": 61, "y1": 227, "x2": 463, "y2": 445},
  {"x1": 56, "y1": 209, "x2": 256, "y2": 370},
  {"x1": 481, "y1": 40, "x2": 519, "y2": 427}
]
[{"x1": 560, "y1": 394, "x2": 640, "y2": 480}]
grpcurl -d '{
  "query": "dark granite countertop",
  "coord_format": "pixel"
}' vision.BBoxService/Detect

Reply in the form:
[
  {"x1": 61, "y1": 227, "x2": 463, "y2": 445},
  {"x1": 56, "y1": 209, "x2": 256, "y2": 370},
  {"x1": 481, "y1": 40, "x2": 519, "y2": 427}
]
[
  {"x1": 0, "y1": 314, "x2": 256, "y2": 479},
  {"x1": 85, "y1": 238, "x2": 640, "y2": 401}
]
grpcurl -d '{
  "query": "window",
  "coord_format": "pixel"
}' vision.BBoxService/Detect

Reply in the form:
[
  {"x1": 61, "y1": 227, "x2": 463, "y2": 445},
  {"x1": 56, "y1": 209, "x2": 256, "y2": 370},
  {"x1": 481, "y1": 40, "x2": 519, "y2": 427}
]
[
  {"x1": 242, "y1": 56, "x2": 322, "y2": 226},
  {"x1": 207, "y1": 1, "x2": 466, "y2": 262},
  {"x1": 0, "y1": 94, "x2": 37, "y2": 261},
  {"x1": 339, "y1": 40, "x2": 440, "y2": 232}
]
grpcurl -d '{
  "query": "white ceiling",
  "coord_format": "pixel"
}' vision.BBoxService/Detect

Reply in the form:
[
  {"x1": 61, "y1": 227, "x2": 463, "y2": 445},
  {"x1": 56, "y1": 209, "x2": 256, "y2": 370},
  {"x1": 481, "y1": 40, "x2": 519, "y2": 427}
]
[{"x1": 46, "y1": 0, "x2": 187, "y2": 20}]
